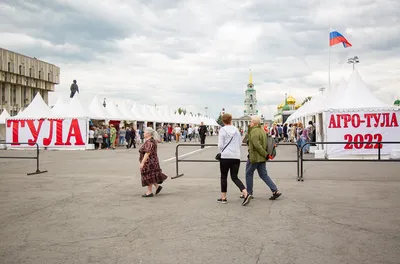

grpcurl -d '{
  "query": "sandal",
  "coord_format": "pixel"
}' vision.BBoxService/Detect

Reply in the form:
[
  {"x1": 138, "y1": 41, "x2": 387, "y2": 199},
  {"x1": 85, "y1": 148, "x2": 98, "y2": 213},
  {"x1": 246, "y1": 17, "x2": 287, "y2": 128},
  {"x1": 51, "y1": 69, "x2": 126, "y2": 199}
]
[{"x1": 269, "y1": 191, "x2": 282, "y2": 200}]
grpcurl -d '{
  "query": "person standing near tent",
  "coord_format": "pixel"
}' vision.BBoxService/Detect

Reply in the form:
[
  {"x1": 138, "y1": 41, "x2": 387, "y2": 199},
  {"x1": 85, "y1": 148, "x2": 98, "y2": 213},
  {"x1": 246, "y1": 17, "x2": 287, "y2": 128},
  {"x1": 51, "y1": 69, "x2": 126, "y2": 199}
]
[
  {"x1": 70, "y1": 80, "x2": 79, "y2": 98},
  {"x1": 110, "y1": 124, "x2": 117, "y2": 150},
  {"x1": 199, "y1": 122, "x2": 208, "y2": 149}
]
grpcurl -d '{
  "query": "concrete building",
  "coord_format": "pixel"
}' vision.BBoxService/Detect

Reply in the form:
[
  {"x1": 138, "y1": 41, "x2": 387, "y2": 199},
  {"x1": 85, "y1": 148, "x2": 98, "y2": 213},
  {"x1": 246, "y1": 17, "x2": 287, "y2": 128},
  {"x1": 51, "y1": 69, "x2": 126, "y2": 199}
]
[{"x1": 0, "y1": 48, "x2": 60, "y2": 116}]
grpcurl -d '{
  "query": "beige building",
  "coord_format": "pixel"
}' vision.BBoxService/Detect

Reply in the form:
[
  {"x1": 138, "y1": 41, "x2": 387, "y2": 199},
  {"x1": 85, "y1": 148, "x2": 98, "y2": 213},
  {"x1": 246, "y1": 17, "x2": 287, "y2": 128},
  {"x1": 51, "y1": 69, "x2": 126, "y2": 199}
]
[{"x1": 0, "y1": 48, "x2": 60, "y2": 116}]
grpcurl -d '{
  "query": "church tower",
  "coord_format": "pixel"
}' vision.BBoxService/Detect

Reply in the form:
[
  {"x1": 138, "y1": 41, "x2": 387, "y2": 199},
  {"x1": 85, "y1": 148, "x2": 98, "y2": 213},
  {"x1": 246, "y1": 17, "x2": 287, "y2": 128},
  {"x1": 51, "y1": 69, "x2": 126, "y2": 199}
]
[{"x1": 244, "y1": 70, "x2": 258, "y2": 116}]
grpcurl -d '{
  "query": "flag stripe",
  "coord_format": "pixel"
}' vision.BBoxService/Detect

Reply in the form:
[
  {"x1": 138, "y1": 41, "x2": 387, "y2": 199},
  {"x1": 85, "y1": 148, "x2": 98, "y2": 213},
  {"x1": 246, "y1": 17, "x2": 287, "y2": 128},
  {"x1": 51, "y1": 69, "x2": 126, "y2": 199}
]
[{"x1": 329, "y1": 31, "x2": 352, "y2": 48}]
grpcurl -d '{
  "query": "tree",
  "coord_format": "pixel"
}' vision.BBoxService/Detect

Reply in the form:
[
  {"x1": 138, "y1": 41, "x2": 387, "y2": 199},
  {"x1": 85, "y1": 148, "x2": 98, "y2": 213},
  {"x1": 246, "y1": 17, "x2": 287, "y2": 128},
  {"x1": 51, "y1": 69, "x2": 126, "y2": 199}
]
[
  {"x1": 175, "y1": 107, "x2": 186, "y2": 115},
  {"x1": 302, "y1": 96, "x2": 312, "y2": 105},
  {"x1": 216, "y1": 114, "x2": 223, "y2": 126}
]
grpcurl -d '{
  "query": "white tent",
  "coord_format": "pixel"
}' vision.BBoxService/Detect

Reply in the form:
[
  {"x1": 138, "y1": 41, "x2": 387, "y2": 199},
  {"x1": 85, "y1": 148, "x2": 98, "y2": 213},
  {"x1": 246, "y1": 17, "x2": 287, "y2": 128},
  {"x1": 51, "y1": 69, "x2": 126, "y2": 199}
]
[
  {"x1": 325, "y1": 71, "x2": 393, "y2": 111},
  {"x1": 89, "y1": 96, "x2": 112, "y2": 120},
  {"x1": 320, "y1": 70, "x2": 399, "y2": 158},
  {"x1": 51, "y1": 97, "x2": 69, "y2": 116},
  {"x1": 105, "y1": 100, "x2": 129, "y2": 121},
  {"x1": 0, "y1": 109, "x2": 10, "y2": 147},
  {"x1": 118, "y1": 102, "x2": 138, "y2": 121},
  {"x1": 0, "y1": 109, "x2": 10, "y2": 125},
  {"x1": 9, "y1": 93, "x2": 55, "y2": 119}
]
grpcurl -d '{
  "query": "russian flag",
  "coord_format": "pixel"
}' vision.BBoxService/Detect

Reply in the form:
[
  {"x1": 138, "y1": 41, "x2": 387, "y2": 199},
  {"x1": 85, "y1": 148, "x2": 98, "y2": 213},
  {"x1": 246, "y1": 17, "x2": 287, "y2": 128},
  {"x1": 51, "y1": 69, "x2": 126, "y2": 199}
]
[{"x1": 330, "y1": 30, "x2": 352, "y2": 48}]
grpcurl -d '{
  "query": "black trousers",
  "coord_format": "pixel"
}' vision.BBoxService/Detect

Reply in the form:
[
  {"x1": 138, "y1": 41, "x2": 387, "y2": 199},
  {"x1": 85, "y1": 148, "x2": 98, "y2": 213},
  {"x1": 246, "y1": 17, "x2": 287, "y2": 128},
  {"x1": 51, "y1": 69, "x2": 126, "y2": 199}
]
[
  {"x1": 127, "y1": 138, "x2": 136, "y2": 148},
  {"x1": 200, "y1": 135, "x2": 206, "y2": 148},
  {"x1": 220, "y1": 158, "x2": 246, "y2": 193}
]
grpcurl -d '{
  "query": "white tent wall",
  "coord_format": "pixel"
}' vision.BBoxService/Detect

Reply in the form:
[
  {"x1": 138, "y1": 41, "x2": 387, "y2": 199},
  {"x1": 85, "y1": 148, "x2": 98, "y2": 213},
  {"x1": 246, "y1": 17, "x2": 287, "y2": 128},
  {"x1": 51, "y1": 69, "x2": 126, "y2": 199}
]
[
  {"x1": 0, "y1": 109, "x2": 7, "y2": 149},
  {"x1": 322, "y1": 71, "x2": 400, "y2": 159}
]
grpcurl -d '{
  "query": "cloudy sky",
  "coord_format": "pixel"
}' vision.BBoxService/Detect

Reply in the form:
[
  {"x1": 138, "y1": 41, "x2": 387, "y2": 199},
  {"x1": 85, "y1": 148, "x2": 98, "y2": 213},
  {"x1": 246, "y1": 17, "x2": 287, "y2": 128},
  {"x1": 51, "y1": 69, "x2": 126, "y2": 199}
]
[{"x1": 1, "y1": 0, "x2": 399, "y2": 118}]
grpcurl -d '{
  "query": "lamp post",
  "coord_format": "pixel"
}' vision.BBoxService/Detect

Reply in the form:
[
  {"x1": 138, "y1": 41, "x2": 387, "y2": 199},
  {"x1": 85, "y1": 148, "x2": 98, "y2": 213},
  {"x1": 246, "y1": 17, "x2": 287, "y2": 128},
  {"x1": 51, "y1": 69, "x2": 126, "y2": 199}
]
[
  {"x1": 103, "y1": 98, "x2": 106, "y2": 107},
  {"x1": 347, "y1": 56, "x2": 360, "y2": 70}
]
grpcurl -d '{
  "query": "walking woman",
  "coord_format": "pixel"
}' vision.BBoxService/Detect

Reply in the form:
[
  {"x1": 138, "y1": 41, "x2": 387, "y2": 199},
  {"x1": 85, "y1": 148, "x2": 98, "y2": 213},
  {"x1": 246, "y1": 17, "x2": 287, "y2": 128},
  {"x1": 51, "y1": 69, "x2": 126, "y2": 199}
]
[
  {"x1": 139, "y1": 127, "x2": 168, "y2": 197},
  {"x1": 217, "y1": 113, "x2": 251, "y2": 206}
]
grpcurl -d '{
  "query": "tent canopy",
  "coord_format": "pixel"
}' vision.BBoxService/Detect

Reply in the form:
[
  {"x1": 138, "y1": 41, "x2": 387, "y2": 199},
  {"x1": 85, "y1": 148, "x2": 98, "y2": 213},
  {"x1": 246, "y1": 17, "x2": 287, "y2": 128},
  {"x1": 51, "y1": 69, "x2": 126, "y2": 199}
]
[
  {"x1": 0, "y1": 109, "x2": 10, "y2": 124},
  {"x1": 9, "y1": 93, "x2": 55, "y2": 119}
]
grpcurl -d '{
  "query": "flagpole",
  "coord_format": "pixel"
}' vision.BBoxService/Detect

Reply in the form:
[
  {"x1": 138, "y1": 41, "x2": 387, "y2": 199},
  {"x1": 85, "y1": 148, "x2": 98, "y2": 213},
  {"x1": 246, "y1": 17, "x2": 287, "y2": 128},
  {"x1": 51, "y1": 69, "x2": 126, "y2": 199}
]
[{"x1": 328, "y1": 25, "x2": 331, "y2": 91}]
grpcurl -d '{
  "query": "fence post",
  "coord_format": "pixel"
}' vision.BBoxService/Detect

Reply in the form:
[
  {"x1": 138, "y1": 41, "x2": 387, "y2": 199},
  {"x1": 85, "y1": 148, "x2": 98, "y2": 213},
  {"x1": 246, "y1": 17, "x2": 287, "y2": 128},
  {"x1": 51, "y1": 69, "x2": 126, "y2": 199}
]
[
  {"x1": 26, "y1": 143, "x2": 48, "y2": 175},
  {"x1": 172, "y1": 144, "x2": 184, "y2": 179},
  {"x1": 378, "y1": 143, "x2": 381, "y2": 160}
]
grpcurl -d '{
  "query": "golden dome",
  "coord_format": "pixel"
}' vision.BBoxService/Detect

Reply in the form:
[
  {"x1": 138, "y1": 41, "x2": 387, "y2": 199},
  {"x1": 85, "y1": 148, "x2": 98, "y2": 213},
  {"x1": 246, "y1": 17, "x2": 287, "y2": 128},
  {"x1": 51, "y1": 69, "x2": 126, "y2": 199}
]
[
  {"x1": 277, "y1": 103, "x2": 284, "y2": 109},
  {"x1": 287, "y1": 95, "x2": 296, "y2": 105},
  {"x1": 295, "y1": 103, "x2": 302, "y2": 109}
]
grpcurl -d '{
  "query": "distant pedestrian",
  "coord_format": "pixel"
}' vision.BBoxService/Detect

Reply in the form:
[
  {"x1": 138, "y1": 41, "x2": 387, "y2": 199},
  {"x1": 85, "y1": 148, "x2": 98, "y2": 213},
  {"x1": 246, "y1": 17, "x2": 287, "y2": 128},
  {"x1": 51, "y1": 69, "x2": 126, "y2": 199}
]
[{"x1": 199, "y1": 122, "x2": 208, "y2": 149}]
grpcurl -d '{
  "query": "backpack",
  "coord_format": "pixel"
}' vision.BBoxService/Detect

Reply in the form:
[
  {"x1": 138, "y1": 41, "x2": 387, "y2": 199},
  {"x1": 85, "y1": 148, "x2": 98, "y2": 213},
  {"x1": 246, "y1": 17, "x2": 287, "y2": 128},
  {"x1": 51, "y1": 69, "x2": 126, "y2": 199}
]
[{"x1": 266, "y1": 134, "x2": 277, "y2": 160}]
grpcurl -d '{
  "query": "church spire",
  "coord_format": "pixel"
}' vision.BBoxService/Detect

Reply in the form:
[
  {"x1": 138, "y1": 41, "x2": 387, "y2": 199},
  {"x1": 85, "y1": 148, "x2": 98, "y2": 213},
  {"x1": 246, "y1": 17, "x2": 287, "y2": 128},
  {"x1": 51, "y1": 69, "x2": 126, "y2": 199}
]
[{"x1": 249, "y1": 69, "x2": 253, "y2": 84}]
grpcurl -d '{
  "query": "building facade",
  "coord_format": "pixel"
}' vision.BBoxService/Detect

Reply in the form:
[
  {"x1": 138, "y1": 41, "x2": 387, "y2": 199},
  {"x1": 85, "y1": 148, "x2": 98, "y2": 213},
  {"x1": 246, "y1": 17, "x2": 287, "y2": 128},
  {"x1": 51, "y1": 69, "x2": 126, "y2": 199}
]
[
  {"x1": 232, "y1": 71, "x2": 264, "y2": 131},
  {"x1": 0, "y1": 48, "x2": 60, "y2": 116},
  {"x1": 274, "y1": 94, "x2": 300, "y2": 124},
  {"x1": 244, "y1": 70, "x2": 257, "y2": 116}
]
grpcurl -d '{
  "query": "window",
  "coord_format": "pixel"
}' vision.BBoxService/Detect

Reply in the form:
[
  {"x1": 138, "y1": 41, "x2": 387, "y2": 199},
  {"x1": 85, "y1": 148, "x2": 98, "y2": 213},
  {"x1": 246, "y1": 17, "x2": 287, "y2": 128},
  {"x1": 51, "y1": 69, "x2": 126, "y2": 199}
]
[
  {"x1": 1, "y1": 83, "x2": 5, "y2": 103},
  {"x1": 19, "y1": 65, "x2": 22, "y2": 75},
  {"x1": 12, "y1": 85, "x2": 16, "y2": 105},
  {"x1": 39, "y1": 70, "x2": 41, "y2": 79},
  {"x1": 48, "y1": 72, "x2": 51, "y2": 82},
  {"x1": 250, "y1": 94, "x2": 253, "y2": 100},
  {"x1": 23, "y1": 86, "x2": 27, "y2": 105},
  {"x1": 29, "y1": 68, "x2": 32, "y2": 77},
  {"x1": 250, "y1": 104, "x2": 253, "y2": 110},
  {"x1": 31, "y1": 88, "x2": 35, "y2": 99},
  {"x1": 8, "y1": 62, "x2": 11, "y2": 72}
]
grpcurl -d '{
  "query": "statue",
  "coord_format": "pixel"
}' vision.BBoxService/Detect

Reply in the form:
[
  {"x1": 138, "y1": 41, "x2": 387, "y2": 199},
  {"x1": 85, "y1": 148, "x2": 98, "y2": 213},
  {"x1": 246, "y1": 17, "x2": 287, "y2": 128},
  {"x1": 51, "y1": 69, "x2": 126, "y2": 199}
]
[{"x1": 70, "y1": 80, "x2": 80, "y2": 98}]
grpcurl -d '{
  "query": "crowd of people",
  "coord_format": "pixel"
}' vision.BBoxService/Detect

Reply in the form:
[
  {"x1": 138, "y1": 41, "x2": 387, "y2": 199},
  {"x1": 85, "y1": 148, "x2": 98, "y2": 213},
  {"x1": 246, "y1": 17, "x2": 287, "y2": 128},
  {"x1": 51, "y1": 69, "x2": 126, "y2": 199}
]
[
  {"x1": 88, "y1": 122, "x2": 218, "y2": 150},
  {"x1": 262, "y1": 121, "x2": 316, "y2": 153}
]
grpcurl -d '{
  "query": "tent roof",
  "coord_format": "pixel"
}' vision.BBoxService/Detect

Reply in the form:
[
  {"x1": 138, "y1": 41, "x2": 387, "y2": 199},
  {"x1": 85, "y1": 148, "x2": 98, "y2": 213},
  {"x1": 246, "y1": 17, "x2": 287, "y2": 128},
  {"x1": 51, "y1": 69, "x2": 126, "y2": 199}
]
[
  {"x1": 325, "y1": 70, "x2": 395, "y2": 111},
  {"x1": 118, "y1": 102, "x2": 138, "y2": 121},
  {"x1": 89, "y1": 96, "x2": 112, "y2": 120},
  {"x1": 9, "y1": 93, "x2": 55, "y2": 119},
  {"x1": 0, "y1": 109, "x2": 10, "y2": 124}
]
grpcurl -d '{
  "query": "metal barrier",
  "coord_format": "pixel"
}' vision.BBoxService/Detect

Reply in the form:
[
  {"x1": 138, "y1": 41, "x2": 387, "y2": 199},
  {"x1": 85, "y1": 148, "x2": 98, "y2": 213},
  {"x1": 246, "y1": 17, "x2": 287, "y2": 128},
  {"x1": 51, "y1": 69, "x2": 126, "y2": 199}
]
[
  {"x1": 172, "y1": 143, "x2": 300, "y2": 179},
  {"x1": 0, "y1": 142, "x2": 48, "y2": 175},
  {"x1": 299, "y1": 141, "x2": 400, "y2": 181}
]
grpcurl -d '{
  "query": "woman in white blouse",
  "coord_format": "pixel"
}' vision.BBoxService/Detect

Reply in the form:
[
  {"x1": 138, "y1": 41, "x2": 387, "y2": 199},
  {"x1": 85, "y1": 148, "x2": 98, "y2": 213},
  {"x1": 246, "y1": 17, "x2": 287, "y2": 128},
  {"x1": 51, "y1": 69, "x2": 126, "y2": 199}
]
[{"x1": 217, "y1": 113, "x2": 251, "y2": 206}]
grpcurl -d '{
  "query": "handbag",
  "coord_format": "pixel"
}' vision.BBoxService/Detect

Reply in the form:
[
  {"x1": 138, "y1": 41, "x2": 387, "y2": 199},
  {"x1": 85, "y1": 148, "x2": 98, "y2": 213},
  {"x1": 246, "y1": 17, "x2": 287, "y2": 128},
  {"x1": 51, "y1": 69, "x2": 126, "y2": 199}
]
[{"x1": 215, "y1": 134, "x2": 234, "y2": 161}]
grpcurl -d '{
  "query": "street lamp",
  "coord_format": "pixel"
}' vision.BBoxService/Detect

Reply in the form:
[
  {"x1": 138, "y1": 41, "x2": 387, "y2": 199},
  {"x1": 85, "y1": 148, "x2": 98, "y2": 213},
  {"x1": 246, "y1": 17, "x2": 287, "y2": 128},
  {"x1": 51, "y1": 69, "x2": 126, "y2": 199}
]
[
  {"x1": 347, "y1": 56, "x2": 360, "y2": 70},
  {"x1": 103, "y1": 98, "x2": 106, "y2": 107}
]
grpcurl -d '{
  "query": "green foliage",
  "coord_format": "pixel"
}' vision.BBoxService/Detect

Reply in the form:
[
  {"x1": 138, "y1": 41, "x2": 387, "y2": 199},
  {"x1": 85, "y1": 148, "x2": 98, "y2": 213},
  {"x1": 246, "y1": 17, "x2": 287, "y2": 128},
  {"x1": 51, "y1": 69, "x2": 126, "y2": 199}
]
[
  {"x1": 175, "y1": 107, "x2": 187, "y2": 115},
  {"x1": 216, "y1": 114, "x2": 223, "y2": 126}
]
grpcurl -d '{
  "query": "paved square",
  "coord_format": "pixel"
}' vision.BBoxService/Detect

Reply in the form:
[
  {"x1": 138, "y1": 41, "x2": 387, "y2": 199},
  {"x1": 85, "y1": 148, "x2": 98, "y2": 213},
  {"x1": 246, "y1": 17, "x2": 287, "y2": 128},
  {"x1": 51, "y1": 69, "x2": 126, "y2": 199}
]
[{"x1": 0, "y1": 137, "x2": 399, "y2": 264}]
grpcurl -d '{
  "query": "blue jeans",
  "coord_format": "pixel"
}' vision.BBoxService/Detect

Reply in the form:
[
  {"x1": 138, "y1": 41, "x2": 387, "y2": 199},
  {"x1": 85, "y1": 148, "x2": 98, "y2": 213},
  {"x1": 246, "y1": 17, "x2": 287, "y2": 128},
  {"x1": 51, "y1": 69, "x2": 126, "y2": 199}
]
[
  {"x1": 246, "y1": 160, "x2": 277, "y2": 195},
  {"x1": 119, "y1": 136, "x2": 125, "y2": 145},
  {"x1": 300, "y1": 137, "x2": 308, "y2": 153}
]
